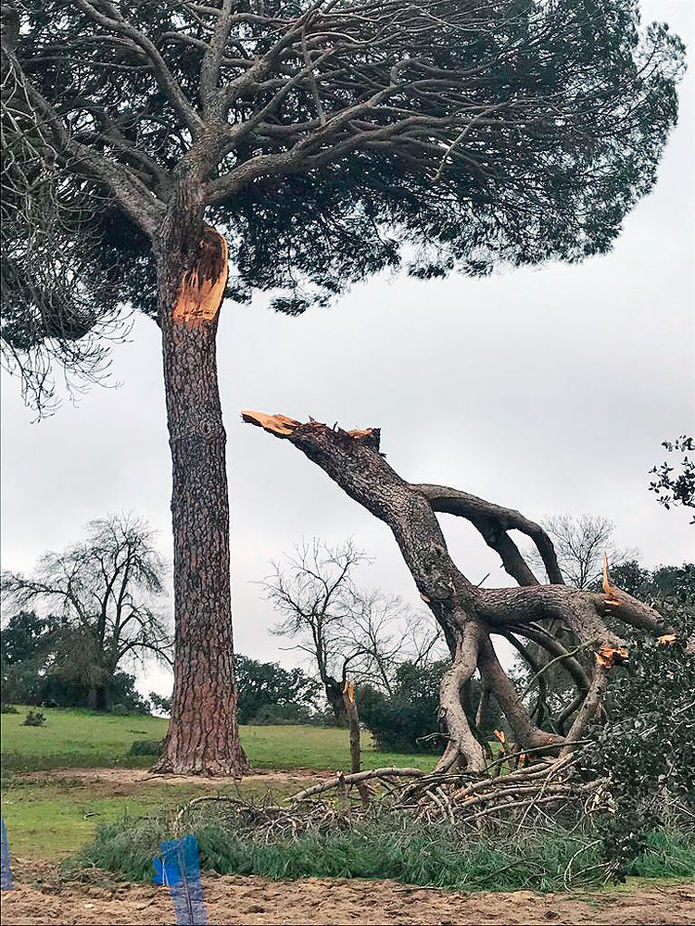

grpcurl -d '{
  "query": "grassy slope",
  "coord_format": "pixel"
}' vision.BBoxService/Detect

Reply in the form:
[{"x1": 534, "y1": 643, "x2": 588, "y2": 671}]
[
  {"x1": 1, "y1": 707, "x2": 436, "y2": 772},
  {"x1": 1, "y1": 707, "x2": 435, "y2": 860}
]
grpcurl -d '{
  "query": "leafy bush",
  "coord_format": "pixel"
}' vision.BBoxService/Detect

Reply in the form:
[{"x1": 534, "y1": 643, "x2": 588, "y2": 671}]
[
  {"x1": 235, "y1": 655, "x2": 320, "y2": 725},
  {"x1": 360, "y1": 661, "x2": 500, "y2": 753},
  {"x1": 1, "y1": 704, "x2": 19, "y2": 714},
  {"x1": 148, "y1": 692, "x2": 172, "y2": 715},
  {"x1": 1, "y1": 611, "x2": 152, "y2": 713},
  {"x1": 579, "y1": 623, "x2": 695, "y2": 878},
  {"x1": 128, "y1": 739, "x2": 164, "y2": 757},
  {"x1": 246, "y1": 703, "x2": 319, "y2": 725},
  {"x1": 22, "y1": 709, "x2": 46, "y2": 726}
]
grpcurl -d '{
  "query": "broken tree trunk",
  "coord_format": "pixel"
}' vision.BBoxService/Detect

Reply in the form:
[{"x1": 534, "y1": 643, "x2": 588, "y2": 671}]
[
  {"x1": 243, "y1": 411, "x2": 669, "y2": 774},
  {"x1": 343, "y1": 680, "x2": 371, "y2": 806},
  {"x1": 152, "y1": 177, "x2": 248, "y2": 776}
]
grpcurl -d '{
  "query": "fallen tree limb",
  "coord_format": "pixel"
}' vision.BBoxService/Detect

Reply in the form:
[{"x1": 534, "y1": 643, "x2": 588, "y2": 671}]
[
  {"x1": 290, "y1": 767, "x2": 425, "y2": 802},
  {"x1": 243, "y1": 411, "x2": 666, "y2": 773}
]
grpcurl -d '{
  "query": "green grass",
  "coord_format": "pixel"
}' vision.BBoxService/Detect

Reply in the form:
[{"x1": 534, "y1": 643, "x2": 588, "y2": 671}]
[
  {"x1": 5, "y1": 706, "x2": 692, "y2": 896},
  {"x1": 1, "y1": 708, "x2": 168, "y2": 772},
  {"x1": 1, "y1": 776, "x2": 303, "y2": 861},
  {"x1": 1, "y1": 706, "x2": 437, "y2": 773},
  {"x1": 67, "y1": 813, "x2": 695, "y2": 892},
  {"x1": 1, "y1": 706, "x2": 436, "y2": 861}
]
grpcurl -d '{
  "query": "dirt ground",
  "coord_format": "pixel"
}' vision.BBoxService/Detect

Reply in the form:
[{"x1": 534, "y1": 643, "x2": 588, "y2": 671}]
[
  {"x1": 19, "y1": 765, "x2": 325, "y2": 795},
  {"x1": 21, "y1": 767, "x2": 328, "y2": 787},
  {"x1": 2, "y1": 865, "x2": 693, "y2": 926}
]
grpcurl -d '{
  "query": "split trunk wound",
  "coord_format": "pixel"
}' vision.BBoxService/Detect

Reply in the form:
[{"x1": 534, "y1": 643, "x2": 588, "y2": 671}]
[{"x1": 172, "y1": 227, "x2": 229, "y2": 328}]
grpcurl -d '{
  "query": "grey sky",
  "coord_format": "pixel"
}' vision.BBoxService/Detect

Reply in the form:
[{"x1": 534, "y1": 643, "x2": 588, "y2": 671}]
[{"x1": 1, "y1": 0, "x2": 693, "y2": 698}]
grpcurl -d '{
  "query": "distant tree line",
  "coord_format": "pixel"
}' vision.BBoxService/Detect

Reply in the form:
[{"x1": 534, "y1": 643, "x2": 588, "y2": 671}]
[
  {"x1": 1, "y1": 610, "x2": 152, "y2": 714},
  {"x1": 1, "y1": 514, "x2": 170, "y2": 713}
]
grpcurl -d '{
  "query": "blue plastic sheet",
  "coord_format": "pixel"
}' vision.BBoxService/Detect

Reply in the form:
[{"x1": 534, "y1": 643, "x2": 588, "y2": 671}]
[
  {"x1": 1, "y1": 818, "x2": 13, "y2": 891},
  {"x1": 160, "y1": 835, "x2": 206, "y2": 925}
]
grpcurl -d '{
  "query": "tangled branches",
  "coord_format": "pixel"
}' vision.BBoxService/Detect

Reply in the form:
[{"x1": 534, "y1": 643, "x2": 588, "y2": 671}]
[
  {"x1": 244, "y1": 412, "x2": 671, "y2": 775},
  {"x1": 172, "y1": 756, "x2": 593, "y2": 845}
]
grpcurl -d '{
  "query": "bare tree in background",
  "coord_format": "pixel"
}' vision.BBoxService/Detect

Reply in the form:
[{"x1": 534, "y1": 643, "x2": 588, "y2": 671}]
[
  {"x1": 263, "y1": 539, "x2": 443, "y2": 721},
  {"x1": 1, "y1": 514, "x2": 171, "y2": 711},
  {"x1": 530, "y1": 514, "x2": 634, "y2": 589}
]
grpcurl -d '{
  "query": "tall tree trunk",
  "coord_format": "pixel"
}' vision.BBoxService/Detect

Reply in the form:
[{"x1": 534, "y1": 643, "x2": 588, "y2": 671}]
[
  {"x1": 87, "y1": 684, "x2": 106, "y2": 712},
  {"x1": 325, "y1": 676, "x2": 348, "y2": 726},
  {"x1": 152, "y1": 182, "x2": 249, "y2": 776}
]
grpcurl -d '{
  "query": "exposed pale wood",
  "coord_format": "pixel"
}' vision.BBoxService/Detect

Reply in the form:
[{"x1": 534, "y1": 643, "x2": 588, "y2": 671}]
[
  {"x1": 241, "y1": 410, "x2": 301, "y2": 436},
  {"x1": 595, "y1": 645, "x2": 629, "y2": 668},
  {"x1": 172, "y1": 227, "x2": 229, "y2": 328}
]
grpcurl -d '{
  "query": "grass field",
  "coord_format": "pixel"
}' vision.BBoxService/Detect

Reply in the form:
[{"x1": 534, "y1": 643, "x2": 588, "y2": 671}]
[
  {"x1": 1, "y1": 706, "x2": 435, "y2": 861},
  {"x1": 1, "y1": 706, "x2": 437, "y2": 772}
]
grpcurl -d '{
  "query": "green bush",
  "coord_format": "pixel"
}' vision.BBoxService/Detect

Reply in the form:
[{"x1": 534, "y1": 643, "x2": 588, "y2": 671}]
[
  {"x1": 22, "y1": 709, "x2": 46, "y2": 727},
  {"x1": 247, "y1": 703, "x2": 318, "y2": 725},
  {"x1": 360, "y1": 661, "x2": 500, "y2": 753},
  {"x1": 579, "y1": 620, "x2": 695, "y2": 878},
  {"x1": 128, "y1": 738, "x2": 164, "y2": 757},
  {"x1": 0, "y1": 704, "x2": 19, "y2": 714},
  {"x1": 148, "y1": 692, "x2": 172, "y2": 715},
  {"x1": 235, "y1": 656, "x2": 320, "y2": 725}
]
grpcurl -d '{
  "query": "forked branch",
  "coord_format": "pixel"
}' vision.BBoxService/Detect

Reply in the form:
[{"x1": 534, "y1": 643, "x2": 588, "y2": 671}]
[{"x1": 243, "y1": 411, "x2": 667, "y2": 772}]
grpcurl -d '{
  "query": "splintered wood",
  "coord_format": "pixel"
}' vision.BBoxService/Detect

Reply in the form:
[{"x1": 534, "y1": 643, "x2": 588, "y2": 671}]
[
  {"x1": 595, "y1": 645, "x2": 629, "y2": 668},
  {"x1": 602, "y1": 553, "x2": 621, "y2": 606},
  {"x1": 343, "y1": 680, "x2": 356, "y2": 704},
  {"x1": 241, "y1": 411, "x2": 301, "y2": 435},
  {"x1": 173, "y1": 227, "x2": 228, "y2": 327}
]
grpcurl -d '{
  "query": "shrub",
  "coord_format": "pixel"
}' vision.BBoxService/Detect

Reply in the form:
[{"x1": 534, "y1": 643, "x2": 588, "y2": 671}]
[
  {"x1": 148, "y1": 692, "x2": 172, "y2": 715},
  {"x1": 128, "y1": 739, "x2": 164, "y2": 757},
  {"x1": 0, "y1": 704, "x2": 19, "y2": 714},
  {"x1": 246, "y1": 704, "x2": 307, "y2": 725},
  {"x1": 578, "y1": 622, "x2": 695, "y2": 878},
  {"x1": 235, "y1": 655, "x2": 320, "y2": 725},
  {"x1": 22, "y1": 709, "x2": 46, "y2": 726},
  {"x1": 360, "y1": 661, "x2": 501, "y2": 753}
]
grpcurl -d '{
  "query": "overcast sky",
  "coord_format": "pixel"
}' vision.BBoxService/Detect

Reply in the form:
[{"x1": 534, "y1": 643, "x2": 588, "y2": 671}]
[{"x1": 1, "y1": 1, "x2": 693, "y2": 698}]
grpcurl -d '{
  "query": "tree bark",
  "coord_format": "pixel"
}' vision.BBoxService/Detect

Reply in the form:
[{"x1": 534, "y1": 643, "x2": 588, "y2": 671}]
[
  {"x1": 88, "y1": 684, "x2": 107, "y2": 712},
  {"x1": 326, "y1": 676, "x2": 348, "y2": 725},
  {"x1": 343, "y1": 680, "x2": 370, "y2": 806},
  {"x1": 152, "y1": 180, "x2": 249, "y2": 776},
  {"x1": 343, "y1": 682, "x2": 361, "y2": 774},
  {"x1": 243, "y1": 412, "x2": 668, "y2": 774}
]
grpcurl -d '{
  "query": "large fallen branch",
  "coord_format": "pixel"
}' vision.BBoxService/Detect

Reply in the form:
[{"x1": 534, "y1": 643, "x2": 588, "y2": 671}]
[{"x1": 242, "y1": 411, "x2": 669, "y2": 775}]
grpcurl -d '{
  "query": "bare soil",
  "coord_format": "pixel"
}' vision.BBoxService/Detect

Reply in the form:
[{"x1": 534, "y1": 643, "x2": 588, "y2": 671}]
[
  {"x1": 2, "y1": 866, "x2": 693, "y2": 926},
  {"x1": 20, "y1": 766, "x2": 326, "y2": 794}
]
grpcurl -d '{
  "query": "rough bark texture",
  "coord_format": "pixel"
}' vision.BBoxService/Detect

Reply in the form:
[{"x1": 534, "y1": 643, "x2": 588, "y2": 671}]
[
  {"x1": 343, "y1": 681, "x2": 370, "y2": 806},
  {"x1": 243, "y1": 412, "x2": 668, "y2": 773},
  {"x1": 153, "y1": 179, "x2": 248, "y2": 776},
  {"x1": 343, "y1": 682, "x2": 362, "y2": 774}
]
